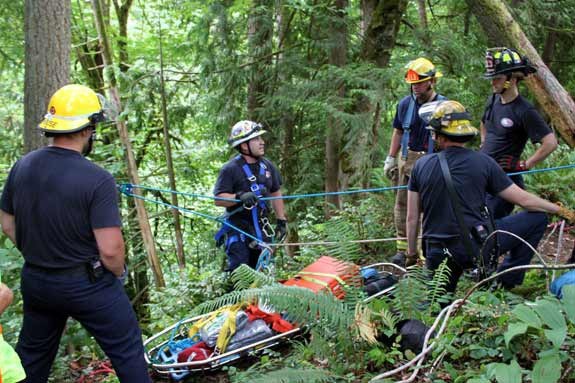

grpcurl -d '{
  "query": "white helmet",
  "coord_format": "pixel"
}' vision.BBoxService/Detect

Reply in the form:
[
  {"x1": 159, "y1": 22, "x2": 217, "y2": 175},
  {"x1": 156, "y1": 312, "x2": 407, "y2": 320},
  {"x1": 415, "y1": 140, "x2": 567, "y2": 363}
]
[{"x1": 228, "y1": 120, "x2": 266, "y2": 148}]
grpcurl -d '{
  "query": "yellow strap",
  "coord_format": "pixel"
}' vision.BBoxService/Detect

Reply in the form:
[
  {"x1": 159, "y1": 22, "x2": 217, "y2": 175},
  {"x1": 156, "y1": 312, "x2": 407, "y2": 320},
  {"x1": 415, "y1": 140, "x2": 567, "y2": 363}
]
[
  {"x1": 215, "y1": 303, "x2": 246, "y2": 352},
  {"x1": 187, "y1": 306, "x2": 229, "y2": 338},
  {"x1": 298, "y1": 271, "x2": 349, "y2": 288},
  {"x1": 300, "y1": 276, "x2": 330, "y2": 288}
]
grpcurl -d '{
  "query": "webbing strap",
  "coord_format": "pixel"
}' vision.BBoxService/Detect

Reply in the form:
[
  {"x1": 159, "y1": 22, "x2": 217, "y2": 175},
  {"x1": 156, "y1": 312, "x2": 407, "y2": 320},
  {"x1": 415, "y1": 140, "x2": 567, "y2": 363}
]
[
  {"x1": 297, "y1": 271, "x2": 349, "y2": 288},
  {"x1": 438, "y1": 151, "x2": 476, "y2": 262},
  {"x1": 240, "y1": 159, "x2": 267, "y2": 242},
  {"x1": 400, "y1": 97, "x2": 416, "y2": 160}
]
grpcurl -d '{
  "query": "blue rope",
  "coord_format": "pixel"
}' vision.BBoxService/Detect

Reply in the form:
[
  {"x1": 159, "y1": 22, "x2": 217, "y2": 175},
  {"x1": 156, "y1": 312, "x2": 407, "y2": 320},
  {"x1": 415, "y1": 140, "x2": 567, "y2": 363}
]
[
  {"x1": 119, "y1": 163, "x2": 575, "y2": 202},
  {"x1": 118, "y1": 185, "x2": 263, "y2": 245}
]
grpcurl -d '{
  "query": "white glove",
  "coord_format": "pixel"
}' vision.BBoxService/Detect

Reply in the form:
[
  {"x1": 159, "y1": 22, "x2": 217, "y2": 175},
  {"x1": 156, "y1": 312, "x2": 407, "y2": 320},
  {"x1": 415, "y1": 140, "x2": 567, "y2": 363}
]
[{"x1": 384, "y1": 155, "x2": 398, "y2": 179}]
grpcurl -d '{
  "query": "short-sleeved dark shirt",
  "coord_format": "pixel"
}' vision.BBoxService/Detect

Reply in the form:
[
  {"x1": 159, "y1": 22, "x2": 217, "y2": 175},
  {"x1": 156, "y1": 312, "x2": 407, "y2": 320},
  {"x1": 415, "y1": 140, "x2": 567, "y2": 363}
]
[
  {"x1": 480, "y1": 94, "x2": 551, "y2": 161},
  {"x1": 0, "y1": 147, "x2": 122, "y2": 269},
  {"x1": 408, "y1": 146, "x2": 513, "y2": 240},
  {"x1": 213, "y1": 155, "x2": 282, "y2": 226},
  {"x1": 393, "y1": 94, "x2": 446, "y2": 152}
]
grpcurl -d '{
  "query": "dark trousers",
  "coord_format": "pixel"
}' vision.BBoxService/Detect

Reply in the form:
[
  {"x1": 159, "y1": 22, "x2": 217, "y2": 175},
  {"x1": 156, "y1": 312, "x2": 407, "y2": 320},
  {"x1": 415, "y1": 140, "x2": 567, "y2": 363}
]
[
  {"x1": 226, "y1": 234, "x2": 260, "y2": 271},
  {"x1": 426, "y1": 211, "x2": 548, "y2": 292},
  {"x1": 16, "y1": 265, "x2": 151, "y2": 383},
  {"x1": 486, "y1": 174, "x2": 525, "y2": 219}
]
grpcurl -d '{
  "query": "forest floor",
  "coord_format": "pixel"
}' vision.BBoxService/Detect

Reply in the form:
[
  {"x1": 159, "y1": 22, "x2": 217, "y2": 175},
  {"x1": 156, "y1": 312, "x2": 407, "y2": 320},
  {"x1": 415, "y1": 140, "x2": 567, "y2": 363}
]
[{"x1": 68, "y1": 226, "x2": 575, "y2": 383}]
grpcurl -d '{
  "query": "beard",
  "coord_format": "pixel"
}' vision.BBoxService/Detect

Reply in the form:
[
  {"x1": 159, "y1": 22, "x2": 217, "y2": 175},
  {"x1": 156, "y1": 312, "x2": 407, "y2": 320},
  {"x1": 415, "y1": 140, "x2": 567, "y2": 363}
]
[{"x1": 82, "y1": 134, "x2": 94, "y2": 156}]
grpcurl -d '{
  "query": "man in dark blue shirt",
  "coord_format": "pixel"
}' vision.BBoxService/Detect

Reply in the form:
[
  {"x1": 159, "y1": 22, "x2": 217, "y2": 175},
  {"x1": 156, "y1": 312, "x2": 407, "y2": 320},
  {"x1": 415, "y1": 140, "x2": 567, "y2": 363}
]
[
  {"x1": 0, "y1": 85, "x2": 150, "y2": 382},
  {"x1": 384, "y1": 58, "x2": 446, "y2": 267},
  {"x1": 480, "y1": 47, "x2": 557, "y2": 218},
  {"x1": 407, "y1": 100, "x2": 573, "y2": 293},
  {"x1": 214, "y1": 120, "x2": 287, "y2": 271}
]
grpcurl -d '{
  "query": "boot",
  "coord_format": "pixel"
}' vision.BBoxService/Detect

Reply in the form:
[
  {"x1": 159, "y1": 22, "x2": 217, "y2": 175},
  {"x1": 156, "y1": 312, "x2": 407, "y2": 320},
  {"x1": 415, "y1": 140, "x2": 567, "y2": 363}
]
[
  {"x1": 405, "y1": 254, "x2": 418, "y2": 267},
  {"x1": 391, "y1": 252, "x2": 406, "y2": 267}
]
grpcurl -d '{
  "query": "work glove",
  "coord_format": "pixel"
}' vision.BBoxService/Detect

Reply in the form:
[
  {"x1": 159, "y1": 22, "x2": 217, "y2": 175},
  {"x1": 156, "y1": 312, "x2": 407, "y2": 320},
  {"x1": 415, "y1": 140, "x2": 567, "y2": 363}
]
[
  {"x1": 236, "y1": 191, "x2": 259, "y2": 209},
  {"x1": 497, "y1": 155, "x2": 527, "y2": 172},
  {"x1": 384, "y1": 155, "x2": 398, "y2": 180},
  {"x1": 557, "y1": 204, "x2": 575, "y2": 223},
  {"x1": 275, "y1": 219, "x2": 288, "y2": 243}
]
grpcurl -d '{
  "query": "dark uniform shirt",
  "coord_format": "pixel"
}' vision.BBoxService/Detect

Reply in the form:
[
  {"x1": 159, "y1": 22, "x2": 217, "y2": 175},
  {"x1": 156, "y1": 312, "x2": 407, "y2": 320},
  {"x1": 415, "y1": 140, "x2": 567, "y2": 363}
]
[
  {"x1": 408, "y1": 146, "x2": 513, "y2": 240},
  {"x1": 393, "y1": 94, "x2": 446, "y2": 152},
  {"x1": 213, "y1": 155, "x2": 282, "y2": 227},
  {"x1": 480, "y1": 94, "x2": 551, "y2": 161},
  {"x1": 0, "y1": 147, "x2": 121, "y2": 269}
]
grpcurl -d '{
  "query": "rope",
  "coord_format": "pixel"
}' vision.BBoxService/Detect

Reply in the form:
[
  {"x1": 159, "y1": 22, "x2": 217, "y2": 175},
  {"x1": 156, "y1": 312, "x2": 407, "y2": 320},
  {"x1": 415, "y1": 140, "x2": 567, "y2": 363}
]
[
  {"x1": 119, "y1": 163, "x2": 575, "y2": 203},
  {"x1": 118, "y1": 184, "x2": 263, "y2": 245}
]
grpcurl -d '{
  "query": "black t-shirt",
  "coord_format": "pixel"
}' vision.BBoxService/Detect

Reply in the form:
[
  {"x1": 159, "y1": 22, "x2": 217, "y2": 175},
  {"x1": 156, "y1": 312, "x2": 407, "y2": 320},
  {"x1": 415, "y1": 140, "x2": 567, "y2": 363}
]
[
  {"x1": 393, "y1": 94, "x2": 446, "y2": 152},
  {"x1": 213, "y1": 155, "x2": 282, "y2": 224},
  {"x1": 409, "y1": 146, "x2": 513, "y2": 240},
  {"x1": 480, "y1": 94, "x2": 551, "y2": 161},
  {"x1": 0, "y1": 147, "x2": 122, "y2": 269}
]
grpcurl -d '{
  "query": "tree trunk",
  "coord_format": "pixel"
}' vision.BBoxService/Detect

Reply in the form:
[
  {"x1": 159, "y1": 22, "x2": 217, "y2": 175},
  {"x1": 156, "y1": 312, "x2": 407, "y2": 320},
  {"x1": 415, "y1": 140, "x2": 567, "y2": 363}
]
[
  {"x1": 325, "y1": 0, "x2": 348, "y2": 217},
  {"x1": 276, "y1": 0, "x2": 299, "y2": 257},
  {"x1": 247, "y1": 0, "x2": 273, "y2": 122},
  {"x1": 416, "y1": 0, "x2": 427, "y2": 30},
  {"x1": 24, "y1": 0, "x2": 71, "y2": 153},
  {"x1": 541, "y1": 16, "x2": 557, "y2": 67},
  {"x1": 91, "y1": 0, "x2": 166, "y2": 287},
  {"x1": 466, "y1": 0, "x2": 575, "y2": 146},
  {"x1": 112, "y1": 0, "x2": 133, "y2": 73},
  {"x1": 159, "y1": 21, "x2": 186, "y2": 270},
  {"x1": 340, "y1": 0, "x2": 406, "y2": 189}
]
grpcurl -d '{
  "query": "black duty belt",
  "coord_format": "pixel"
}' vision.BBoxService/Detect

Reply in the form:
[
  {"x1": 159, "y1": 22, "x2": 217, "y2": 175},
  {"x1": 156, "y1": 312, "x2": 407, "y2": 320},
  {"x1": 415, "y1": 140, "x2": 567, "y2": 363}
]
[{"x1": 25, "y1": 262, "x2": 88, "y2": 276}]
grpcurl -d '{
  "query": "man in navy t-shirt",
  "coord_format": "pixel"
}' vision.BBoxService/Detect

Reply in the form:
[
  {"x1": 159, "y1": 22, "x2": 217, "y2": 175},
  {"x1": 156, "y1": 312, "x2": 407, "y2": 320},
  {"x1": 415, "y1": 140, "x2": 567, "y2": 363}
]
[
  {"x1": 0, "y1": 85, "x2": 150, "y2": 382},
  {"x1": 407, "y1": 101, "x2": 573, "y2": 293},
  {"x1": 480, "y1": 47, "x2": 557, "y2": 218},
  {"x1": 214, "y1": 120, "x2": 287, "y2": 271}
]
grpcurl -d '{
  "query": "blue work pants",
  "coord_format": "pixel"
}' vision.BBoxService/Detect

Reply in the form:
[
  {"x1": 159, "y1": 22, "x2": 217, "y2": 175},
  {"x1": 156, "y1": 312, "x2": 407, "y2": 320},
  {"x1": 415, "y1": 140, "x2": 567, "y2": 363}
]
[
  {"x1": 426, "y1": 211, "x2": 547, "y2": 292},
  {"x1": 16, "y1": 265, "x2": 151, "y2": 383},
  {"x1": 486, "y1": 174, "x2": 524, "y2": 219},
  {"x1": 226, "y1": 234, "x2": 260, "y2": 271}
]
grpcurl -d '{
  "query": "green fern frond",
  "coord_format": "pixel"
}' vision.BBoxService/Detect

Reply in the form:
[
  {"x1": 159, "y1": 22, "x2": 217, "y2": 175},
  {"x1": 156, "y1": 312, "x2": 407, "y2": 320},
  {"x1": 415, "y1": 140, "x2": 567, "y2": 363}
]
[
  {"x1": 191, "y1": 285, "x2": 357, "y2": 338},
  {"x1": 231, "y1": 264, "x2": 278, "y2": 290},
  {"x1": 427, "y1": 259, "x2": 451, "y2": 312},
  {"x1": 392, "y1": 265, "x2": 429, "y2": 321},
  {"x1": 237, "y1": 367, "x2": 334, "y2": 383}
]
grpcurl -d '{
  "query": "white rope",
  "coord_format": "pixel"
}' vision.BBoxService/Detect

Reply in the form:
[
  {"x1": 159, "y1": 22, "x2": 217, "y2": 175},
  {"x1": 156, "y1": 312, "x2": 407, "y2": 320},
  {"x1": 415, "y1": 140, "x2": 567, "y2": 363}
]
[{"x1": 269, "y1": 236, "x2": 409, "y2": 247}]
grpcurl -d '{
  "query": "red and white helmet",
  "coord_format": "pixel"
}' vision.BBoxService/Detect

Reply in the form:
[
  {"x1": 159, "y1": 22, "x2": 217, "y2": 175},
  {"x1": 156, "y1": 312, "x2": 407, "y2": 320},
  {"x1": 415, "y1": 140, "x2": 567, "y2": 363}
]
[{"x1": 227, "y1": 120, "x2": 266, "y2": 148}]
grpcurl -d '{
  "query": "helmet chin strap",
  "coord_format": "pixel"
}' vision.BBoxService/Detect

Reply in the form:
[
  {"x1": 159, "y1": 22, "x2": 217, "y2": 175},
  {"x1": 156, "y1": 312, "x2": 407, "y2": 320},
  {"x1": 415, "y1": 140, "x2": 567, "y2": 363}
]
[
  {"x1": 496, "y1": 74, "x2": 512, "y2": 95},
  {"x1": 240, "y1": 140, "x2": 261, "y2": 160}
]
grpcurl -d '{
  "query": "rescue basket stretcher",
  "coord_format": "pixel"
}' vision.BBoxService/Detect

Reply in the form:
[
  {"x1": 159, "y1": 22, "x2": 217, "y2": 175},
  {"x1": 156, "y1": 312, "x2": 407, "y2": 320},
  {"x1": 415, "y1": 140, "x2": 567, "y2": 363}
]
[{"x1": 144, "y1": 259, "x2": 405, "y2": 379}]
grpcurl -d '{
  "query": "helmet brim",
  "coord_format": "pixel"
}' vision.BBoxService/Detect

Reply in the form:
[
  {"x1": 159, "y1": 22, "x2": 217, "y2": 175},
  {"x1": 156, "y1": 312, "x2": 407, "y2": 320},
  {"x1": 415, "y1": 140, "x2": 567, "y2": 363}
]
[
  {"x1": 406, "y1": 71, "x2": 443, "y2": 84},
  {"x1": 229, "y1": 129, "x2": 267, "y2": 148},
  {"x1": 38, "y1": 117, "x2": 92, "y2": 134}
]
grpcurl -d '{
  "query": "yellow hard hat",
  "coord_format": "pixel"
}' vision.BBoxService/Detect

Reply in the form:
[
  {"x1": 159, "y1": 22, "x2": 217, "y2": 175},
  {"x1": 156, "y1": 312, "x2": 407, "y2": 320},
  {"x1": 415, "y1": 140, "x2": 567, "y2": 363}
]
[
  {"x1": 405, "y1": 57, "x2": 443, "y2": 84},
  {"x1": 38, "y1": 84, "x2": 106, "y2": 134},
  {"x1": 427, "y1": 100, "x2": 478, "y2": 137}
]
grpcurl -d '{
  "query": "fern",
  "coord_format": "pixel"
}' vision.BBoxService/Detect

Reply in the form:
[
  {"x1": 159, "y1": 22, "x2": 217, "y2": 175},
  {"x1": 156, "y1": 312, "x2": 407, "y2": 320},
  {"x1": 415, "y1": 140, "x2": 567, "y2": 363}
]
[
  {"x1": 426, "y1": 259, "x2": 452, "y2": 314},
  {"x1": 191, "y1": 285, "x2": 358, "y2": 339},
  {"x1": 231, "y1": 264, "x2": 278, "y2": 290},
  {"x1": 233, "y1": 367, "x2": 335, "y2": 383},
  {"x1": 391, "y1": 266, "x2": 429, "y2": 321}
]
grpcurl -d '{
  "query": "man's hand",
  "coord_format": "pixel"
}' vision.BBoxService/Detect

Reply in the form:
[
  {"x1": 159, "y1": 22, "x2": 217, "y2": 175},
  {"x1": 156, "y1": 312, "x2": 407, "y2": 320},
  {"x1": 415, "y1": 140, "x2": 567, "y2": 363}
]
[
  {"x1": 236, "y1": 191, "x2": 258, "y2": 208},
  {"x1": 497, "y1": 155, "x2": 527, "y2": 172},
  {"x1": 275, "y1": 219, "x2": 288, "y2": 243},
  {"x1": 384, "y1": 155, "x2": 398, "y2": 179},
  {"x1": 557, "y1": 205, "x2": 575, "y2": 223}
]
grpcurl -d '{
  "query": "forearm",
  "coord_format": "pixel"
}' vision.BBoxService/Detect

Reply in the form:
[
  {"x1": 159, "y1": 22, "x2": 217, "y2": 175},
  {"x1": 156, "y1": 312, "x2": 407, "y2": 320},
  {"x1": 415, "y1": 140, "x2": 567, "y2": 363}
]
[
  {"x1": 480, "y1": 122, "x2": 486, "y2": 147},
  {"x1": 525, "y1": 135, "x2": 558, "y2": 169},
  {"x1": 94, "y1": 227, "x2": 126, "y2": 277},
  {"x1": 271, "y1": 191, "x2": 286, "y2": 220},
  {"x1": 215, "y1": 193, "x2": 239, "y2": 208},
  {"x1": 0, "y1": 210, "x2": 16, "y2": 244},
  {"x1": 406, "y1": 191, "x2": 420, "y2": 255},
  {"x1": 388, "y1": 129, "x2": 403, "y2": 157}
]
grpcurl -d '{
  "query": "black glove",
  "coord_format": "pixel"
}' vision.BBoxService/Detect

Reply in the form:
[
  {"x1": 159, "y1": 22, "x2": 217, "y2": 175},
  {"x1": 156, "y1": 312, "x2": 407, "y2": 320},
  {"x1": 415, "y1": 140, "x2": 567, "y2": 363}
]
[
  {"x1": 275, "y1": 219, "x2": 288, "y2": 243},
  {"x1": 236, "y1": 191, "x2": 258, "y2": 208}
]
